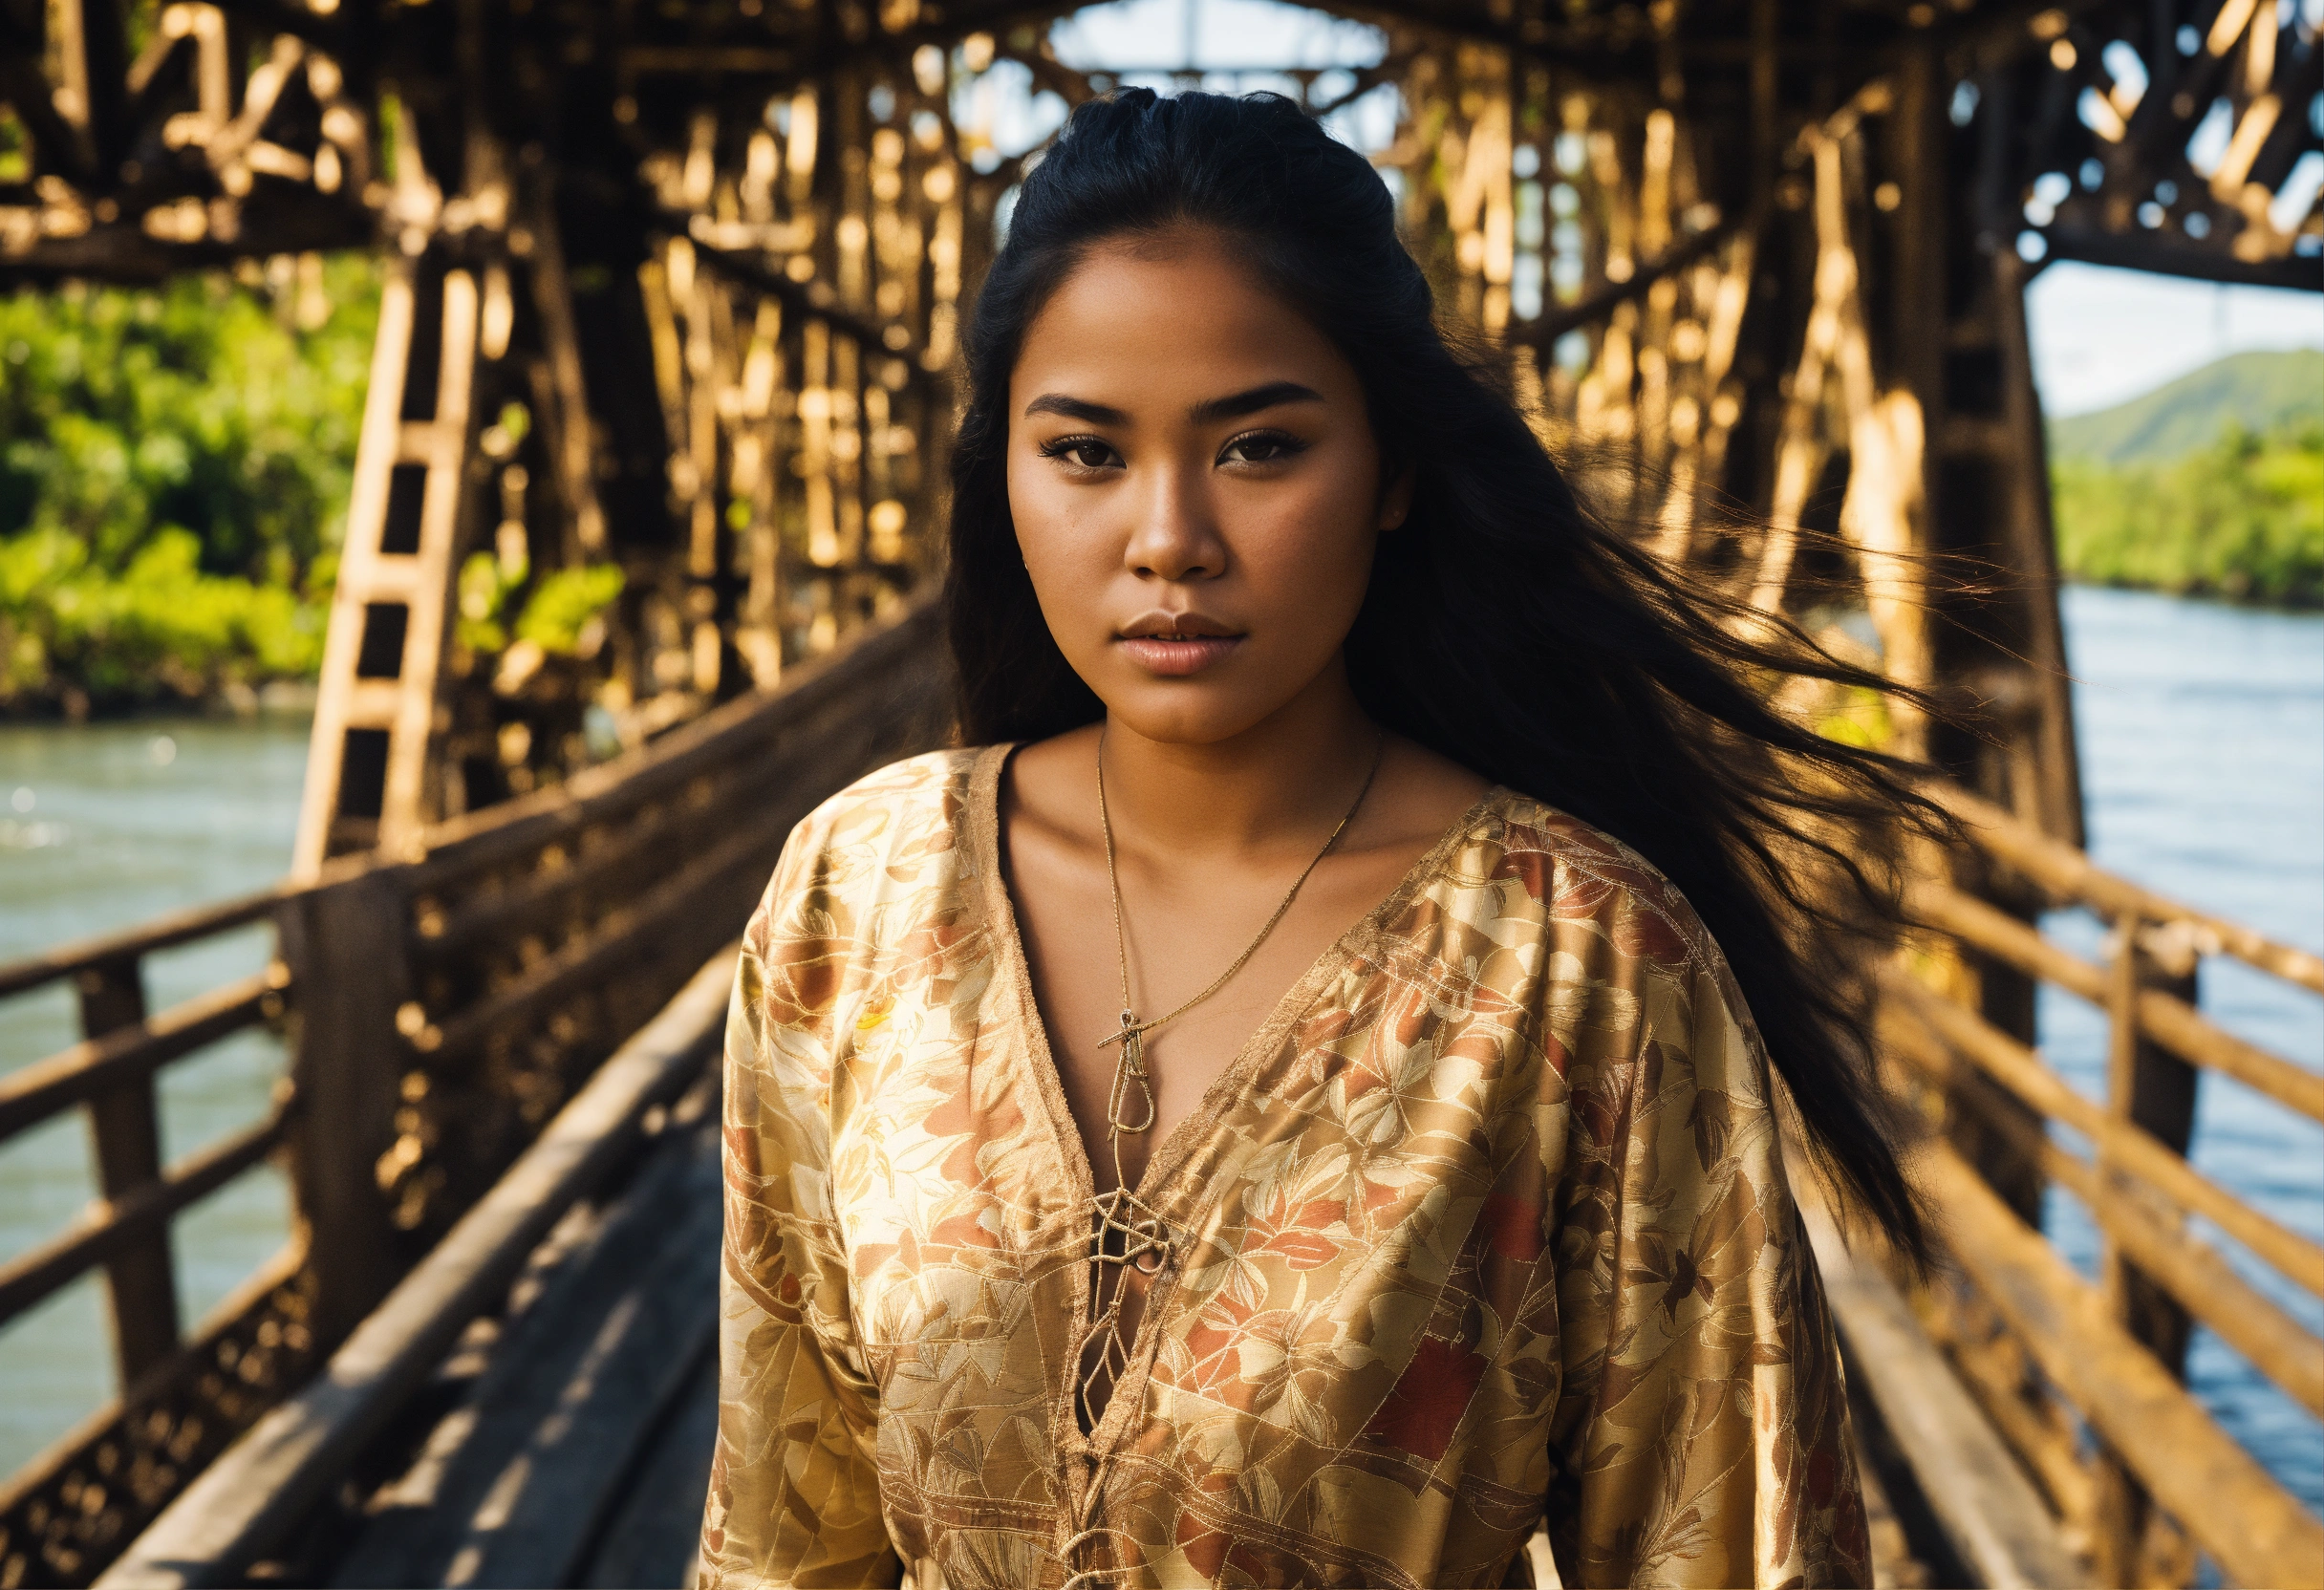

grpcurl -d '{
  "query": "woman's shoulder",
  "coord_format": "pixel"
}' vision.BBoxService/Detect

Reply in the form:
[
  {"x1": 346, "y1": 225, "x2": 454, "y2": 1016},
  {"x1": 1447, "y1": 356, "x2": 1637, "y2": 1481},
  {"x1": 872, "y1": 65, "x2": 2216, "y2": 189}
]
[
  {"x1": 1460, "y1": 786, "x2": 1719, "y2": 979},
  {"x1": 768, "y1": 744, "x2": 991, "y2": 896}
]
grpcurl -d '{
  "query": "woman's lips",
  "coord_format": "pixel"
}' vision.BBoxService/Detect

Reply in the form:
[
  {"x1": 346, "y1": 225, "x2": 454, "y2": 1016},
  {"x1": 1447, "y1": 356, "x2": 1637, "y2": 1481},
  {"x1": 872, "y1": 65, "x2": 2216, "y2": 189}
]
[{"x1": 1115, "y1": 634, "x2": 1244, "y2": 676}]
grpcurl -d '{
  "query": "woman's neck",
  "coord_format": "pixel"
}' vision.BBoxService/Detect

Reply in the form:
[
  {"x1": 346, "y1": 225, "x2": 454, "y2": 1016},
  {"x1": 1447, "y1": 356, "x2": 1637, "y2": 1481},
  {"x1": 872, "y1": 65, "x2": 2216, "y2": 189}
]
[{"x1": 1096, "y1": 666, "x2": 1378, "y2": 861}]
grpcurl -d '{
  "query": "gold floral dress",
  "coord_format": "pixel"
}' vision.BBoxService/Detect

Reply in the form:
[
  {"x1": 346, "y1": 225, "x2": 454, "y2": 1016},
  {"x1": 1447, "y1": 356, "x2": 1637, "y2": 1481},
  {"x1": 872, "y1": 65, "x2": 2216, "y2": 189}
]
[{"x1": 698, "y1": 745, "x2": 1868, "y2": 1590}]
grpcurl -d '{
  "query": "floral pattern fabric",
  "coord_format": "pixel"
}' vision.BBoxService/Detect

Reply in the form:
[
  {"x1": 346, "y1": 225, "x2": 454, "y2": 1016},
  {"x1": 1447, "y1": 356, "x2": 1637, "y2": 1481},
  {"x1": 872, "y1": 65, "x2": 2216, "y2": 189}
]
[{"x1": 698, "y1": 745, "x2": 1868, "y2": 1590}]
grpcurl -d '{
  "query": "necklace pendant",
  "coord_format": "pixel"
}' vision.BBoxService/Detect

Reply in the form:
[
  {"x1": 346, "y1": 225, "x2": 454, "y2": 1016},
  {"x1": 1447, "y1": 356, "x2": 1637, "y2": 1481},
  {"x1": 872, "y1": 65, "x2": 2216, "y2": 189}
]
[{"x1": 1104, "y1": 1011, "x2": 1156, "y2": 1137}]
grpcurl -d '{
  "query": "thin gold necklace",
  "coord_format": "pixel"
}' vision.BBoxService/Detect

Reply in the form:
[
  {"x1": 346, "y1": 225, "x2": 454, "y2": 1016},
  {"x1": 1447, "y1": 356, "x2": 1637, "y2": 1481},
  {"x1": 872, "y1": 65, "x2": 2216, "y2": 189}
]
[{"x1": 1092, "y1": 725, "x2": 1384, "y2": 1192}]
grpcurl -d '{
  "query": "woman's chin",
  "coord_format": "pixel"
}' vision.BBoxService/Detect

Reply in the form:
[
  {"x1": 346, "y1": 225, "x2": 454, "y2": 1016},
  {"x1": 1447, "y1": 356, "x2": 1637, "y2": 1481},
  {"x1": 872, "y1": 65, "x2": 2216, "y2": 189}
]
[{"x1": 1088, "y1": 685, "x2": 1286, "y2": 750}]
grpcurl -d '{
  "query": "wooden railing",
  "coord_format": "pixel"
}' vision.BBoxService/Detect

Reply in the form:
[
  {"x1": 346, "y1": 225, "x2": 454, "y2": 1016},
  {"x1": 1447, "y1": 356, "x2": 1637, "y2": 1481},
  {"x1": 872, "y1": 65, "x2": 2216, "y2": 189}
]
[
  {"x1": 1883, "y1": 784, "x2": 2324, "y2": 1590},
  {"x1": 0, "y1": 892, "x2": 314, "y2": 1590},
  {"x1": 0, "y1": 602, "x2": 950, "y2": 1589}
]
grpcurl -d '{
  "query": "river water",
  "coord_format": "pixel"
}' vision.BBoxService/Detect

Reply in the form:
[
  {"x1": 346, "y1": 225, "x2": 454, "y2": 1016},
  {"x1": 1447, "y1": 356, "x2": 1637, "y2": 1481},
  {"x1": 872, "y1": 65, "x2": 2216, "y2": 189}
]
[{"x1": 1, "y1": 589, "x2": 2319, "y2": 1526}]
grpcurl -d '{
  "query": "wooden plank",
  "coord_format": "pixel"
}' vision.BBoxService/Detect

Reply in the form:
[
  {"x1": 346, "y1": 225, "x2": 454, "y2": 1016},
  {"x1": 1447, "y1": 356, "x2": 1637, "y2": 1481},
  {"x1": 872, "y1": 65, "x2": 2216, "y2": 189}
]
[
  {"x1": 1917, "y1": 1143, "x2": 2324, "y2": 1590},
  {"x1": 0, "y1": 1109, "x2": 290, "y2": 1328},
  {"x1": 93, "y1": 947, "x2": 737, "y2": 1590},
  {"x1": 0, "y1": 975, "x2": 274, "y2": 1142},
  {"x1": 331, "y1": 1097, "x2": 722, "y2": 1587},
  {"x1": 1799, "y1": 1200, "x2": 2079, "y2": 1589},
  {"x1": 1912, "y1": 882, "x2": 2324, "y2": 1122},
  {"x1": 1928, "y1": 782, "x2": 2324, "y2": 995},
  {"x1": 292, "y1": 259, "x2": 419, "y2": 881},
  {"x1": 576, "y1": 1347, "x2": 719, "y2": 1590},
  {"x1": 0, "y1": 889, "x2": 281, "y2": 1000},
  {"x1": 1884, "y1": 971, "x2": 2324, "y2": 1296}
]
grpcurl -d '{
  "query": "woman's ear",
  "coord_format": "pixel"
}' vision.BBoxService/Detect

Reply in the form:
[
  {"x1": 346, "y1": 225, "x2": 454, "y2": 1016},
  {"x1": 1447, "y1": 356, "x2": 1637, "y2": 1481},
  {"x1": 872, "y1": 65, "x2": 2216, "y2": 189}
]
[{"x1": 1377, "y1": 462, "x2": 1416, "y2": 532}]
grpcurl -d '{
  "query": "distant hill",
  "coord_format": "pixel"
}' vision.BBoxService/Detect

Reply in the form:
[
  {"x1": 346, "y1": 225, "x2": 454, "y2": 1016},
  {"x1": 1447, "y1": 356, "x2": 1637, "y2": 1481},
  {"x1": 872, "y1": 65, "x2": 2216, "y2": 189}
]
[{"x1": 2049, "y1": 349, "x2": 2323, "y2": 465}]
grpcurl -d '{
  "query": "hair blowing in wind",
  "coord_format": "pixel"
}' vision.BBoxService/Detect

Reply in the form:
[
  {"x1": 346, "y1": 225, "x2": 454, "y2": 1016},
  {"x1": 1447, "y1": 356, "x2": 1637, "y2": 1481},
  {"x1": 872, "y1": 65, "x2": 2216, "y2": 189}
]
[{"x1": 945, "y1": 88, "x2": 1943, "y2": 1265}]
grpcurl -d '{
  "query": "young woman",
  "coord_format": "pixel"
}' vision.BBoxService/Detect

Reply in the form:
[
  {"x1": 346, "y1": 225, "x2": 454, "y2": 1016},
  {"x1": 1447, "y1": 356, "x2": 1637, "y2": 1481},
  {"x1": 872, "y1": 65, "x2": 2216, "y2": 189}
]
[{"x1": 699, "y1": 90, "x2": 1932, "y2": 1590}]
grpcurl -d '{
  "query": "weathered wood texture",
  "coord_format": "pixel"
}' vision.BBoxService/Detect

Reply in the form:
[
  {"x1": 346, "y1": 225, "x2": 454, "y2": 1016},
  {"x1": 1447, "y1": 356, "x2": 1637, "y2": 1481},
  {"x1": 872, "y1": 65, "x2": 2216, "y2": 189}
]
[
  {"x1": 1799, "y1": 1202, "x2": 2077, "y2": 1590},
  {"x1": 5, "y1": 2, "x2": 2318, "y2": 1583},
  {"x1": 1887, "y1": 789, "x2": 2324, "y2": 1589},
  {"x1": 92, "y1": 948, "x2": 734, "y2": 1590},
  {"x1": 0, "y1": 913, "x2": 308, "y2": 1589},
  {"x1": 328, "y1": 1083, "x2": 721, "y2": 1588},
  {"x1": 0, "y1": 603, "x2": 948, "y2": 1588}
]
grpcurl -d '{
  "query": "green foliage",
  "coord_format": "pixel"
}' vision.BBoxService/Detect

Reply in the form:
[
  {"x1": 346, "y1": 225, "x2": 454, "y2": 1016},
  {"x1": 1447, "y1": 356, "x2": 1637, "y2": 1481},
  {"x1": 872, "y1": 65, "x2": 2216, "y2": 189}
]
[
  {"x1": 514, "y1": 565, "x2": 625, "y2": 655},
  {"x1": 457, "y1": 548, "x2": 526, "y2": 655},
  {"x1": 0, "y1": 526, "x2": 325, "y2": 705},
  {"x1": 0, "y1": 260, "x2": 378, "y2": 711},
  {"x1": 2049, "y1": 350, "x2": 2324, "y2": 466},
  {"x1": 2054, "y1": 420, "x2": 2324, "y2": 609}
]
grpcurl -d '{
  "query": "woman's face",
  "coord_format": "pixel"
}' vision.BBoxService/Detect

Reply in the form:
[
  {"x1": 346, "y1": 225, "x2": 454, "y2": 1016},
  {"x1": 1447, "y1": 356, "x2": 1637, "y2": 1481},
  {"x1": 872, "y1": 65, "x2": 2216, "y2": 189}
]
[{"x1": 1006, "y1": 229, "x2": 1407, "y2": 746}]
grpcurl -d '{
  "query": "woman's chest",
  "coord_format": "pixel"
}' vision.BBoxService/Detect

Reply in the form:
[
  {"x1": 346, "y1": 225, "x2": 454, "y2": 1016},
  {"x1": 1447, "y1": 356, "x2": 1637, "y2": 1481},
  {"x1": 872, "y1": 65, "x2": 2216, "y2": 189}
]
[{"x1": 827, "y1": 946, "x2": 1565, "y2": 1445}]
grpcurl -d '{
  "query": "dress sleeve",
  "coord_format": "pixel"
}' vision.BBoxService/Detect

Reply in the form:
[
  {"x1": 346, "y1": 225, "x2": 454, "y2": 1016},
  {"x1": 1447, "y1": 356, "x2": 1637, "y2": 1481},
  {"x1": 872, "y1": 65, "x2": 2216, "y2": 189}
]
[
  {"x1": 1547, "y1": 935, "x2": 1871, "y2": 1589},
  {"x1": 698, "y1": 839, "x2": 901, "y2": 1590}
]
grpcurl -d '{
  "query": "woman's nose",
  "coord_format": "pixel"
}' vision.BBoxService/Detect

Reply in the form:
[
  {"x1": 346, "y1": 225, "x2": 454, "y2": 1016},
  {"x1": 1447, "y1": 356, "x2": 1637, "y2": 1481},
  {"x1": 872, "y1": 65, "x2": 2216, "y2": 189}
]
[{"x1": 1123, "y1": 463, "x2": 1226, "y2": 582}]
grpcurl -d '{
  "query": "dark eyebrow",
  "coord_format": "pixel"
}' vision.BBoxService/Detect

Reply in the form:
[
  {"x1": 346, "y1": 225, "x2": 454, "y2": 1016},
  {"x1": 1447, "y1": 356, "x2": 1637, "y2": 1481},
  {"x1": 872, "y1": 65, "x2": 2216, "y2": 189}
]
[
  {"x1": 1023, "y1": 393, "x2": 1130, "y2": 424},
  {"x1": 1189, "y1": 381, "x2": 1323, "y2": 424},
  {"x1": 1023, "y1": 382, "x2": 1326, "y2": 428}
]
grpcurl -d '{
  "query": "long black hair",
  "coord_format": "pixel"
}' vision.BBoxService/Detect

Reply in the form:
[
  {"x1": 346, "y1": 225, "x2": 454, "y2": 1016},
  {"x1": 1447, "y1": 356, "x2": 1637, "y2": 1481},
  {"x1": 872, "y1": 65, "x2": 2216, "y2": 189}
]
[{"x1": 945, "y1": 88, "x2": 1936, "y2": 1264}]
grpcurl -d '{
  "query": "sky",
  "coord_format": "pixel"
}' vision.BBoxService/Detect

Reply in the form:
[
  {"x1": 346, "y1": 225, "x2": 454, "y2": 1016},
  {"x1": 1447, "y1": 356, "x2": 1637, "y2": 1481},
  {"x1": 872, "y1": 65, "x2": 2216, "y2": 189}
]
[
  {"x1": 2027, "y1": 265, "x2": 2322, "y2": 418},
  {"x1": 1012, "y1": 0, "x2": 2323, "y2": 419}
]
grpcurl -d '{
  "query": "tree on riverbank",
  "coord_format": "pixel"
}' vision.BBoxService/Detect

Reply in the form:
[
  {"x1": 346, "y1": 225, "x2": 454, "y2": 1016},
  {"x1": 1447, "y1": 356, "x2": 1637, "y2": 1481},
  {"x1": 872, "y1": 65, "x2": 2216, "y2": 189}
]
[
  {"x1": 0, "y1": 260, "x2": 378, "y2": 716},
  {"x1": 2053, "y1": 421, "x2": 2324, "y2": 609}
]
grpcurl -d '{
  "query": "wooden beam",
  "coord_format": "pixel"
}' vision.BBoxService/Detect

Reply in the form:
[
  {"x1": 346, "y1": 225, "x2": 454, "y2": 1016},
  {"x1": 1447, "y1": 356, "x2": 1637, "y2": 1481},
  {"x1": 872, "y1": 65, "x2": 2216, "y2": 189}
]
[
  {"x1": 1516, "y1": 214, "x2": 1748, "y2": 349},
  {"x1": 1885, "y1": 970, "x2": 2324, "y2": 1297},
  {"x1": 2037, "y1": 225, "x2": 2324, "y2": 292},
  {"x1": 677, "y1": 215, "x2": 945, "y2": 394},
  {"x1": 0, "y1": 975, "x2": 275, "y2": 1142},
  {"x1": 1927, "y1": 781, "x2": 2324, "y2": 993},
  {"x1": 1917, "y1": 1142, "x2": 2324, "y2": 1590},
  {"x1": 73, "y1": 952, "x2": 183, "y2": 1384},
  {"x1": 393, "y1": 597, "x2": 940, "y2": 890},
  {"x1": 1910, "y1": 881, "x2": 2324, "y2": 1121},
  {"x1": 0, "y1": 890, "x2": 281, "y2": 1000},
  {"x1": 1885, "y1": 1008, "x2": 2324, "y2": 1418},
  {"x1": 91, "y1": 946, "x2": 737, "y2": 1590},
  {"x1": 420, "y1": 816, "x2": 779, "y2": 1067}
]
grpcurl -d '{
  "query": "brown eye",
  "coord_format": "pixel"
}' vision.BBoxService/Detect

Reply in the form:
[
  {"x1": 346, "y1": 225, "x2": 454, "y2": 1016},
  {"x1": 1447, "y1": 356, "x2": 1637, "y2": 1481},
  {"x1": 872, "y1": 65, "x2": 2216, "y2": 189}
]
[
  {"x1": 1040, "y1": 435, "x2": 1121, "y2": 470},
  {"x1": 1220, "y1": 430, "x2": 1306, "y2": 466}
]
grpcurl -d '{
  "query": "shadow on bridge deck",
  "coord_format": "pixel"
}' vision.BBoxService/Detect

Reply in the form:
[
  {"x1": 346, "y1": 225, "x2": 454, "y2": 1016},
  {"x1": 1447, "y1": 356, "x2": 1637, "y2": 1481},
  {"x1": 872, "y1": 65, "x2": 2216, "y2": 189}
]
[{"x1": 321, "y1": 1079, "x2": 721, "y2": 1590}]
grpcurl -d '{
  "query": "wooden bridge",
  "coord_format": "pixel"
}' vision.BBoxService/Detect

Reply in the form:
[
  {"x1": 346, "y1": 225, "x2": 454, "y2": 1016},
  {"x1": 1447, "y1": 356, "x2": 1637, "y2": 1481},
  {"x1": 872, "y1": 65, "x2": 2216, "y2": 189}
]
[{"x1": 2, "y1": 1, "x2": 2319, "y2": 1585}]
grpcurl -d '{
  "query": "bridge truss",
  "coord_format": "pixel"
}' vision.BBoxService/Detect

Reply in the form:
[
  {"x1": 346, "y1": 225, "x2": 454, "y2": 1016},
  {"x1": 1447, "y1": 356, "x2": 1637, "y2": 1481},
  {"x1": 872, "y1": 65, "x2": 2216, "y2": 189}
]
[
  {"x1": 1, "y1": 0, "x2": 2318, "y2": 1582},
  {"x1": 5, "y1": 0, "x2": 2316, "y2": 879}
]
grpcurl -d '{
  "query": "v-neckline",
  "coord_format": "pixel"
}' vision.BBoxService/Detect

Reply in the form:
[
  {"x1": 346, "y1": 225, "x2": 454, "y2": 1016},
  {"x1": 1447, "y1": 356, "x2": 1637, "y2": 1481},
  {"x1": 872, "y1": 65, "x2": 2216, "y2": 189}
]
[{"x1": 963, "y1": 741, "x2": 1499, "y2": 1220}]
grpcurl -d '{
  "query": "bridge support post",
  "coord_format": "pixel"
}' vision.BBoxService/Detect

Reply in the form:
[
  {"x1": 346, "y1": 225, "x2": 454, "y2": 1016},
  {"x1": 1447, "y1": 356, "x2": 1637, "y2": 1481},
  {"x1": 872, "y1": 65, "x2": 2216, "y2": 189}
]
[
  {"x1": 2088, "y1": 913, "x2": 2202, "y2": 1586},
  {"x1": 278, "y1": 871, "x2": 414, "y2": 1350},
  {"x1": 77, "y1": 956, "x2": 183, "y2": 1388}
]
